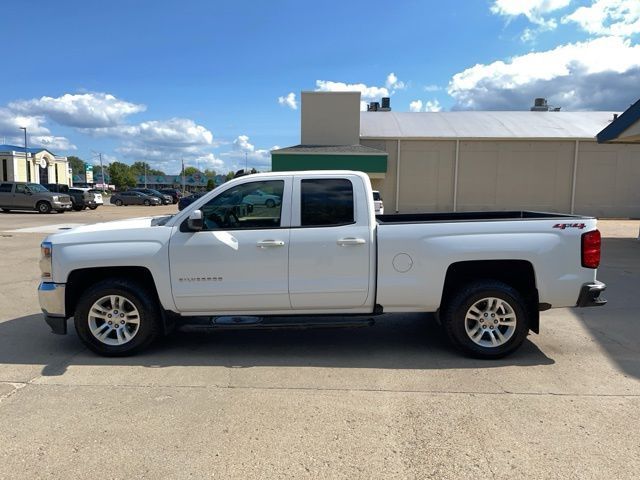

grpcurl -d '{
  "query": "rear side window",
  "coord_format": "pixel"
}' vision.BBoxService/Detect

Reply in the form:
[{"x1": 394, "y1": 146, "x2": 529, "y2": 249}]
[
  {"x1": 301, "y1": 179, "x2": 354, "y2": 227},
  {"x1": 0, "y1": 183, "x2": 12, "y2": 193}
]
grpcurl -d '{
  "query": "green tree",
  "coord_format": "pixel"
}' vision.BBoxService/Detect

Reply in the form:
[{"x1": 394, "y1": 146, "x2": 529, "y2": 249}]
[
  {"x1": 183, "y1": 166, "x2": 201, "y2": 176},
  {"x1": 67, "y1": 156, "x2": 86, "y2": 174},
  {"x1": 108, "y1": 162, "x2": 136, "y2": 190},
  {"x1": 203, "y1": 168, "x2": 216, "y2": 177},
  {"x1": 225, "y1": 171, "x2": 235, "y2": 181},
  {"x1": 130, "y1": 161, "x2": 165, "y2": 176},
  {"x1": 206, "y1": 178, "x2": 215, "y2": 191}
]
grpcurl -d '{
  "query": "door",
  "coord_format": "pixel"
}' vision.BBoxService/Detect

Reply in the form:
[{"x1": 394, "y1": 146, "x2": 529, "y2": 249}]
[
  {"x1": 13, "y1": 183, "x2": 33, "y2": 208},
  {"x1": 169, "y1": 177, "x2": 292, "y2": 313},
  {"x1": 289, "y1": 177, "x2": 372, "y2": 309}
]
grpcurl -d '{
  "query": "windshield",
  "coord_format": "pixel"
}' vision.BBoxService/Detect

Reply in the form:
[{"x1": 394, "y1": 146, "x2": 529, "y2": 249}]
[{"x1": 27, "y1": 183, "x2": 49, "y2": 193}]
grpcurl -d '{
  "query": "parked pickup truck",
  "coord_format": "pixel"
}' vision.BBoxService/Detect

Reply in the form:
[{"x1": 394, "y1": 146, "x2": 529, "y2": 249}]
[
  {"x1": 1, "y1": 181, "x2": 72, "y2": 213},
  {"x1": 38, "y1": 171, "x2": 606, "y2": 358}
]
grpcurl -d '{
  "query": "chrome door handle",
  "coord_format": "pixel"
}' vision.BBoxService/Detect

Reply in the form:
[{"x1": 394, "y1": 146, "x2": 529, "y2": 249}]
[
  {"x1": 257, "y1": 240, "x2": 285, "y2": 248},
  {"x1": 337, "y1": 237, "x2": 366, "y2": 246}
]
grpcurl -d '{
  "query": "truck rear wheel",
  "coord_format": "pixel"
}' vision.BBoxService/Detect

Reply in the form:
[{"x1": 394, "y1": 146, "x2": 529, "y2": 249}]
[
  {"x1": 74, "y1": 279, "x2": 161, "y2": 356},
  {"x1": 37, "y1": 201, "x2": 51, "y2": 214},
  {"x1": 441, "y1": 280, "x2": 529, "y2": 359}
]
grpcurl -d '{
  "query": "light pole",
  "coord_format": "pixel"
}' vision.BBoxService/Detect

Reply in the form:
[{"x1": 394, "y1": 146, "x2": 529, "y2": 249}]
[
  {"x1": 91, "y1": 151, "x2": 106, "y2": 193},
  {"x1": 19, "y1": 127, "x2": 29, "y2": 182},
  {"x1": 144, "y1": 162, "x2": 147, "y2": 188}
]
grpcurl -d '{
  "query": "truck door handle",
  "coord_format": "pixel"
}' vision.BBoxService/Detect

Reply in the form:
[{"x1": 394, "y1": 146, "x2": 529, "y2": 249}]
[
  {"x1": 257, "y1": 240, "x2": 285, "y2": 248},
  {"x1": 337, "y1": 237, "x2": 366, "y2": 246}
]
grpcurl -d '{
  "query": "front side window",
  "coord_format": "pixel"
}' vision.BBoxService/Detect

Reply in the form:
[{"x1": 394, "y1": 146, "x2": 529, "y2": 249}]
[
  {"x1": 301, "y1": 179, "x2": 354, "y2": 227},
  {"x1": 200, "y1": 180, "x2": 284, "y2": 230},
  {"x1": 15, "y1": 184, "x2": 27, "y2": 194}
]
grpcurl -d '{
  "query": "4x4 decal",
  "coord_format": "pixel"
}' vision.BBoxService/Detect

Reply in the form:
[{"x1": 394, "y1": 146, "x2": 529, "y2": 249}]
[{"x1": 553, "y1": 223, "x2": 586, "y2": 230}]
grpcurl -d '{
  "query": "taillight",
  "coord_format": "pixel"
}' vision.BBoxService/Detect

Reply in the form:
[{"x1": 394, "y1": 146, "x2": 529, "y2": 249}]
[{"x1": 581, "y1": 230, "x2": 601, "y2": 269}]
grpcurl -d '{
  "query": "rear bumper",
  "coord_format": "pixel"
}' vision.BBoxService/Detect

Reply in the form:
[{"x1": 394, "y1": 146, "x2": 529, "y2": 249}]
[
  {"x1": 576, "y1": 281, "x2": 607, "y2": 307},
  {"x1": 38, "y1": 282, "x2": 68, "y2": 334}
]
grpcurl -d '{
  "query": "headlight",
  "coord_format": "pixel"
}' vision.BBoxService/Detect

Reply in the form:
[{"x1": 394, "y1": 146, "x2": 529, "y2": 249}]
[
  {"x1": 40, "y1": 241, "x2": 53, "y2": 280},
  {"x1": 52, "y1": 195, "x2": 59, "y2": 201}
]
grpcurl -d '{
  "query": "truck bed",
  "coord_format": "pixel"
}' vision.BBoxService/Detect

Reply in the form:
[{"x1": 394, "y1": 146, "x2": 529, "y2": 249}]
[{"x1": 376, "y1": 211, "x2": 590, "y2": 224}]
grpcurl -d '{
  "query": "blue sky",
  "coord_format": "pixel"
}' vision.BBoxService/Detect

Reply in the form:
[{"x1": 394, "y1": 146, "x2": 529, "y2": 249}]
[{"x1": 1, "y1": 0, "x2": 638, "y2": 174}]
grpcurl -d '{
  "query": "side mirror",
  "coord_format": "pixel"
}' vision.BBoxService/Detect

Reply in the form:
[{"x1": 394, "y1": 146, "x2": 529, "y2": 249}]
[{"x1": 188, "y1": 209, "x2": 203, "y2": 231}]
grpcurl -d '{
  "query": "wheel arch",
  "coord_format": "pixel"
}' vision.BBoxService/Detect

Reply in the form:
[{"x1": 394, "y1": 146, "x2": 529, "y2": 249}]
[
  {"x1": 65, "y1": 266, "x2": 174, "y2": 334},
  {"x1": 441, "y1": 260, "x2": 540, "y2": 334}
]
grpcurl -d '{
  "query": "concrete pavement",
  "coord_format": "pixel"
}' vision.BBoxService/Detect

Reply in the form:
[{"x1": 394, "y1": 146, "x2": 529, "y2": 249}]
[{"x1": 0, "y1": 209, "x2": 638, "y2": 479}]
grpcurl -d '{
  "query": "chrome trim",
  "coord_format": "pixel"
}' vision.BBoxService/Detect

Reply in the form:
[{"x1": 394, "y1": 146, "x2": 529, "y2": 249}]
[{"x1": 38, "y1": 282, "x2": 66, "y2": 317}]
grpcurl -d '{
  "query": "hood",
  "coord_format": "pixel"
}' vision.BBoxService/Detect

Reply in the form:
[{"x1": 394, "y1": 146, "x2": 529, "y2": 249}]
[{"x1": 48, "y1": 216, "x2": 156, "y2": 239}]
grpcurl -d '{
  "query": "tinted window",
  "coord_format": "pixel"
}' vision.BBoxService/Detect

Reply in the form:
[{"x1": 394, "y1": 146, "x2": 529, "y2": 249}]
[
  {"x1": 301, "y1": 179, "x2": 354, "y2": 227},
  {"x1": 15, "y1": 184, "x2": 26, "y2": 194},
  {"x1": 373, "y1": 191, "x2": 381, "y2": 201},
  {"x1": 0, "y1": 183, "x2": 12, "y2": 193},
  {"x1": 200, "y1": 180, "x2": 284, "y2": 230}
]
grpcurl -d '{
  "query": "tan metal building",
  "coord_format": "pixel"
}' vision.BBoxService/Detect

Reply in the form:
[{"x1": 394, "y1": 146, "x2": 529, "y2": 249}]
[{"x1": 273, "y1": 92, "x2": 640, "y2": 218}]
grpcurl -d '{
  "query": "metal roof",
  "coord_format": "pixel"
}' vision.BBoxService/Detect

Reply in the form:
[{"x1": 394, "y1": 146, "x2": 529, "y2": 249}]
[
  {"x1": 360, "y1": 111, "x2": 619, "y2": 140},
  {"x1": 0, "y1": 144, "x2": 57, "y2": 155},
  {"x1": 272, "y1": 144, "x2": 387, "y2": 155},
  {"x1": 597, "y1": 98, "x2": 640, "y2": 143}
]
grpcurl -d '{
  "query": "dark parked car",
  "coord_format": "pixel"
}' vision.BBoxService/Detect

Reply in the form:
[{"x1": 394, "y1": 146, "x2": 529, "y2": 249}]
[
  {"x1": 110, "y1": 191, "x2": 161, "y2": 206},
  {"x1": 131, "y1": 188, "x2": 172, "y2": 205},
  {"x1": 177, "y1": 191, "x2": 207, "y2": 211},
  {"x1": 44, "y1": 184, "x2": 97, "y2": 211},
  {"x1": 159, "y1": 188, "x2": 182, "y2": 204}
]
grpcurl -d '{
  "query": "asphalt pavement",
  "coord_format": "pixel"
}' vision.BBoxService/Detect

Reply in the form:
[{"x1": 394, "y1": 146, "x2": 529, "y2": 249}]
[{"x1": 0, "y1": 208, "x2": 638, "y2": 479}]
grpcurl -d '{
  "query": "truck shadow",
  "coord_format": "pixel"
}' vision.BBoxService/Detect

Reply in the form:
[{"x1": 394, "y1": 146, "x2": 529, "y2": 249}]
[
  {"x1": 572, "y1": 237, "x2": 640, "y2": 381},
  {"x1": 0, "y1": 313, "x2": 553, "y2": 377}
]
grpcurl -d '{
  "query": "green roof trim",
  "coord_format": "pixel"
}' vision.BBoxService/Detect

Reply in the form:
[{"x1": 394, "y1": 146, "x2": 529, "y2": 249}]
[{"x1": 272, "y1": 153, "x2": 387, "y2": 173}]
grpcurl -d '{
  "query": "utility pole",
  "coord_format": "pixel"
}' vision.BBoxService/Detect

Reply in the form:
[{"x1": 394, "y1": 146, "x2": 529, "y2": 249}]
[
  {"x1": 91, "y1": 151, "x2": 106, "y2": 193},
  {"x1": 245, "y1": 152, "x2": 248, "y2": 171},
  {"x1": 181, "y1": 158, "x2": 186, "y2": 194},
  {"x1": 19, "y1": 127, "x2": 29, "y2": 182},
  {"x1": 144, "y1": 162, "x2": 147, "y2": 188}
]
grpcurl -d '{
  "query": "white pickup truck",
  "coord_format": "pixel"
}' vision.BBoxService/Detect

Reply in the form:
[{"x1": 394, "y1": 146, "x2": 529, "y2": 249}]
[{"x1": 38, "y1": 171, "x2": 606, "y2": 358}]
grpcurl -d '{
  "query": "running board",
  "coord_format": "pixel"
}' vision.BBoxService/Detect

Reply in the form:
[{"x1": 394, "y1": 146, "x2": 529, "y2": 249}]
[{"x1": 179, "y1": 316, "x2": 375, "y2": 332}]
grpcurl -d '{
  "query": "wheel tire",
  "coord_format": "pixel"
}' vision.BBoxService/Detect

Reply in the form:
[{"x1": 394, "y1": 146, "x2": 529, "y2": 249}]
[
  {"x1": 74, "y1": 278, "x2": 161, "y2": 357},
  {"x1": 143, "y1": 199, "x2": 150, "y2": 206},
  {"x1": 265, "y1": 199, "x2": 275, "y2": 208},
  {"x1": 441, "y1": 280, "x2": 530, "y2": 359},
  {"x1": 56, "y1": 210, "x2": 65, "y2": 214},
  {"x1": 36, "y1": 201, "x2": 51, "y2": 214},
  {"x1": 88, "y1": 206, "x2": 98, "y2": 210},
  {"x1": 73, "y1": 205, "x2": 83, "y2": 211},
  {"x1": 114, "y1": 199, "x2": 123, "y2": 206}
]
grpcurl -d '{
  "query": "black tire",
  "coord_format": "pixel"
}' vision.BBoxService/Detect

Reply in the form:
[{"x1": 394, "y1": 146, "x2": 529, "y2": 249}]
[
  {"x1": 73, "y1": 205, "x2": 83, "y2": 211},
  {"x1": 74, "y1": 278, "x2": 161, "y2": 356},
  {"x1": 56, "y1": 210, "x2": 65, "y2": 214},
  {"x1": 265, "y1": 199, "x2": 275, "y2": 208},
  {"x1": 143, "y1": 199, "x2": 150, "y2": 206},
  {"x1": 441, "y1": 280, "x2": 530, "y2": 359},
  {"x1": 36, "y1": 201, "x2": 51, "y2": 214},
  {"x1": 88, "y1": 205, "x2": 98, "y2": 210},
  {"x1": 1, "y1": 208, "x2": 10, "y2": 213},
  {"x1": 114, "y1": 199, "x2": 123, "y2": 206}
]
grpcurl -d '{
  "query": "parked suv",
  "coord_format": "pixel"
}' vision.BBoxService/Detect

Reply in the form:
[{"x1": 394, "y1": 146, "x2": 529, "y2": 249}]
[
  {"x1": 131, "y1": 188, "x2": 172, "y2": 205},
  {"x1": 44, "y1": 184, "x2": 97, "y2": 211},
  {"x1": 0, "y1": 182, "x2": 72, "y2": 213},
  {"x1": 159, "y1": 188, "x2": 182, "y2": 204}
]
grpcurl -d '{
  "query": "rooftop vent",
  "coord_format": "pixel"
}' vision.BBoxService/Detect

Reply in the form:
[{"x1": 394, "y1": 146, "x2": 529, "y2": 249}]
[
  {"x1": 367, "y1": 97, "x2": 391, "y2": 112},
  {"x1": 531, "y1": 97, "x2": 561, "y2": 112}
]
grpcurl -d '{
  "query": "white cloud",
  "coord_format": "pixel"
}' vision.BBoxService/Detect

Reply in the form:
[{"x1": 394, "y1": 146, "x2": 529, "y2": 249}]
[
  {"x1": 31, "y1": 135, "x2": 77, "y2": 151},
  {"x1": 385, "y1": 72, "x2": 406, "y2": 91},
  {"x1": 315, "y1": 80, "x2": 389, "y2": 100},
  {"x1": 491, "y1": 0, "x2": 572, "y2": 26},
  {"x1": 563, "y1": 0, "x2": 640, "y2": 37},
  {"x1": 409, "y1": 100, "x2": 423, "y2": 112},
  {"x1": 222, "y1": 135, "x2": 275, "y2": 169},
  {"x1": 278, "y1": 92, "x2": 298, "y2": 110},
  {"x1": 409, "y1": 99, "x2": 442, "y2": 112},
  {"x1": 9, "y1": 93, "x2": 145, "y2": 128},
  {"x1": 448, "y1": 36, "x2": 640, "y2": 110},
  {"x1": 423, "y1": 84, "x2": 442, "y2": 92}
]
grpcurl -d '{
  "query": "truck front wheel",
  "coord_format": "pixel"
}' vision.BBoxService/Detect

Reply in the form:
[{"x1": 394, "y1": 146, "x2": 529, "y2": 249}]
[
  {"x1": 36, "y1": 201, "x2": 51, "y2": 214},
  {"x1": 441, "y1": 280, "x2": 529, "y2": 359},
  {"x1": 74, "y1": 279, "x2": 160, "y2": 356}
]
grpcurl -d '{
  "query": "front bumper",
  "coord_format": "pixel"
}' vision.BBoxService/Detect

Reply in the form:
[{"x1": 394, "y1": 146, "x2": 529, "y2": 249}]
[
  {"x1": 38, "y1": 282, "x2": 68, "y2": 334},
  {"x1": 53, "y1": 201, "x2": 72, "y2": 210},
  {"x1": 576, "y1": 281, "x2": 607, "y2": 307}
]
